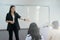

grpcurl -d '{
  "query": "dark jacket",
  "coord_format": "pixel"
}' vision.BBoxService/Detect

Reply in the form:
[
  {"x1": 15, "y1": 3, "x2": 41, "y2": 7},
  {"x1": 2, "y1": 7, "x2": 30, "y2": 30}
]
[{"x1": 6, "y1": 12, "x2": 21, "y2": 30}]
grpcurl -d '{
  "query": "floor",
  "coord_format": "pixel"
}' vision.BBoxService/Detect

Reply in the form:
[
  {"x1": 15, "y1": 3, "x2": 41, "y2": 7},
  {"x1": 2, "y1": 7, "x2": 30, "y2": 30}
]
[{"x1": 0, "y1": 29, "x2": 28, "y2": 40}]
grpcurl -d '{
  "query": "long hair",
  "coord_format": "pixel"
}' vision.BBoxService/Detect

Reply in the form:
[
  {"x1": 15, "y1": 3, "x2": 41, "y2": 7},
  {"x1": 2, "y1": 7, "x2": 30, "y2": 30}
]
[
  {"x1": 28, "y1": 23, "x2": 41, "y2": 40},
  {"x1": 9, "y1": 5, "x2": 16, "y2": 14}
]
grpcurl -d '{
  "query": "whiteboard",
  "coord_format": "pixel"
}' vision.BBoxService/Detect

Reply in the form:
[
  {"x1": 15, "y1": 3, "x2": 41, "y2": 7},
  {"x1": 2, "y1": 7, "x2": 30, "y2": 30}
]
[{"x1": 0, "y1": 5, "x2": 49, "y2": 29}]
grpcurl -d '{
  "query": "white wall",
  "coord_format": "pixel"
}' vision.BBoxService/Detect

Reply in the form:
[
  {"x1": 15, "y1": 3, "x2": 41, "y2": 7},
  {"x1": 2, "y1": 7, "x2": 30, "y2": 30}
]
[
  {"x1": 0, "y1": 0, "x2": 49, "y2": 6},
  {"x1": 0, "y1": 0, "x2": 60, "y2": 28},
  {"x1": 49, "y1": 0, "x2": 60, "y2": 24},
  {"x1": 1, "y1": 0, "x2": 60, "y2": 20}
]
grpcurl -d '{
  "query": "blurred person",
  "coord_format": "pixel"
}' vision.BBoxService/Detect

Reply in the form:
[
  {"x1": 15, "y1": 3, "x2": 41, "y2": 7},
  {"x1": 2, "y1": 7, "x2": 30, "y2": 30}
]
[
  {"x1": 47, "y1": 21, "x2": 60, "y2": 40},
  {"x1": 25, "y1": 23, "x2": 41, "y2": 40}
]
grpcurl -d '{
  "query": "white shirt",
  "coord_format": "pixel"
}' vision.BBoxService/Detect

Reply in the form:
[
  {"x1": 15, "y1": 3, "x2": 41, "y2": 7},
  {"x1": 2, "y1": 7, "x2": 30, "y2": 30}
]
[
  {"x1": 12, "y1": 14, "x2": 15, "y2": 23},
  {"x1": 47, "y1": 27, "x2": 60, "y2": 40},
  {"x1": 25, "y1": 34, "x2": 32, "y2": 40}
]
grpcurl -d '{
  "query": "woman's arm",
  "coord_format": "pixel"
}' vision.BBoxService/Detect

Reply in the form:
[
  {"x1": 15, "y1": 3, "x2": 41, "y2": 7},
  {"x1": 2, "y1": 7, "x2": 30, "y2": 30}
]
[
  {"x1": 6, "y1": 20, "x2": 14, "y2": 24},
  {"x1": 16, "y1": 13, "x2": 30, "y2": 22},
  {"x1": 19, "y1": 18, "x2": 30, "y2": 22},
  {"x1": 20, "y1": 18, "x2": 26, "y2": 21}
]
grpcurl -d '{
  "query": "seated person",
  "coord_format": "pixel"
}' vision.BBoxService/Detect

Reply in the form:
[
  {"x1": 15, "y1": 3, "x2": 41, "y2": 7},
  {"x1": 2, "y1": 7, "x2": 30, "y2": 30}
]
[
  {"x1": 25, "y1": 22, "x2": 41, "y2": 40},
  {"x1": 47, "y1": 21, "x2": 60, "y2": 40}
]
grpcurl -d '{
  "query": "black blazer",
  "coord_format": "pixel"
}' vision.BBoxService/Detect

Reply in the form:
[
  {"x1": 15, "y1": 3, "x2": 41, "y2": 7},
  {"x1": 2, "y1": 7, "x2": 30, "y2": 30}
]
[{"x1": 6, "y1": 12, "x2": 21, "y2": 30}]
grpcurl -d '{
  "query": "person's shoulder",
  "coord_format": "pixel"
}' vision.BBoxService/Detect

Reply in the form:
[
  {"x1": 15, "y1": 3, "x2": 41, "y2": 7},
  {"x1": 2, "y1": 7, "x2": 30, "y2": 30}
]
[{"x1": 6, "y1": 13, "x2": 10, "y2": 15}]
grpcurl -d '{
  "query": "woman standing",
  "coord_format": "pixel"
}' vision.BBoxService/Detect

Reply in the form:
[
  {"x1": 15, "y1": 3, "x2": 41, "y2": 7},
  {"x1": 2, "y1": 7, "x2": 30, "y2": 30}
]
[{"x1": 6, "y1": 5, "x2": 28, "y2": 40}]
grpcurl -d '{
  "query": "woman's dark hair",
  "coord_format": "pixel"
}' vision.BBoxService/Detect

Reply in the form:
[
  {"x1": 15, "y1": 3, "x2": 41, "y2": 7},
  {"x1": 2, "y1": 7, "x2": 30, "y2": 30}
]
[
  {"x1": 9, "y1": 5, "x2": 16, "y2": 13},
  {"x1": 28, "y1": 23, "x2": 41, "y2": 40}
]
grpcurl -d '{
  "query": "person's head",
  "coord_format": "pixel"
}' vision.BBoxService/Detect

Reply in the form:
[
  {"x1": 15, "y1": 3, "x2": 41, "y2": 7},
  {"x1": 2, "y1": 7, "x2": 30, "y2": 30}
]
[
  {"x1": 28, "y1": 22, "x2": 41, "y2": 40},
  {"x1": 28, "y1": 22, "x2": 39, "y2": 35},
  {"x1": 9, "y1": 5, "x2": 16, "y2": 14},
  {"x1": 52, "y1": 21, "x2": 59, "y2": 29},
  {"x1": 29, "y1": 23, "x2": 38, "y2": 29}
]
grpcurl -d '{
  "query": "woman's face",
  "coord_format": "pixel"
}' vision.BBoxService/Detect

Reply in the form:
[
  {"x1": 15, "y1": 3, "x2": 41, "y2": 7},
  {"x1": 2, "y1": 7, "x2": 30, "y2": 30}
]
[{"x1": 11, "y1": 7, "x2": 15, "y2": 13}]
